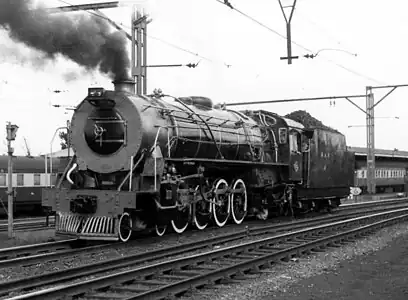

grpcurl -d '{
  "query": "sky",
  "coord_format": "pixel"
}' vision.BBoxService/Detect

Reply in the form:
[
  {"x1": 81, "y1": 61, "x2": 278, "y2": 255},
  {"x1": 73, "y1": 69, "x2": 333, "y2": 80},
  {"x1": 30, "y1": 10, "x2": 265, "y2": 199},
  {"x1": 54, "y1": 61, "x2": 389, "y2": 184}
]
[{"x1": 0, "y1": 0, "x2": 407, "y2": 156}]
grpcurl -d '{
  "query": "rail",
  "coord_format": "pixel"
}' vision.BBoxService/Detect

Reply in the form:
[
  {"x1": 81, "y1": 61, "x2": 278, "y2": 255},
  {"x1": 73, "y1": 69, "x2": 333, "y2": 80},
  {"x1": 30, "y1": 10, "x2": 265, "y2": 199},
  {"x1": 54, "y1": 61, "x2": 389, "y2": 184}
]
[{"x1": 6, "y1": 207, "x2": 408, "y2": 300}]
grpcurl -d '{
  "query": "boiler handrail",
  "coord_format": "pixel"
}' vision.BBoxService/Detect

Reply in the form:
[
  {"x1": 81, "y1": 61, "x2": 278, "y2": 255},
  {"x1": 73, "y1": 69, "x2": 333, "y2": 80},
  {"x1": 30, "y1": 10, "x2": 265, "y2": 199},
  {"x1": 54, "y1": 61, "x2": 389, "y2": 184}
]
[{"x1": 151, "y1": 126, "x2": 170, "y2": 191}]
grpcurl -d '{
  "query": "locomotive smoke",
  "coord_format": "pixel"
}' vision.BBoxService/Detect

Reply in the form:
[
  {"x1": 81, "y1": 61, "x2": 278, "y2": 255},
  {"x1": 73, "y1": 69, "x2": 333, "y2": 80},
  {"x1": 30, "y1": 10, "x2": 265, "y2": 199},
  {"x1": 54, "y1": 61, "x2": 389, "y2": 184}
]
[{"x1": 0, "y1": 0, "x2": 130, "y2": 80}]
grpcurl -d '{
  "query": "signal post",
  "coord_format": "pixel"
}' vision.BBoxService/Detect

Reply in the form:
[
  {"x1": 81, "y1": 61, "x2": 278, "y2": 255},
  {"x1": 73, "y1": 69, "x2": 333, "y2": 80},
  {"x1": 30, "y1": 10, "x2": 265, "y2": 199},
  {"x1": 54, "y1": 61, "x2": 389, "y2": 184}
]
[{"x1": 6, "y1": 122, "x2": 18, "y2": 238}]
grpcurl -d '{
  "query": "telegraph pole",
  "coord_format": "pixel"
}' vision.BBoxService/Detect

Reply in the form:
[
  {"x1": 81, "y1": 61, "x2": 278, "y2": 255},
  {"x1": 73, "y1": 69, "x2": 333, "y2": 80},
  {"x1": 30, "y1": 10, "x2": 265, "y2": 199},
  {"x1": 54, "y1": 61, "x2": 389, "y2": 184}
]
[
  {"x1": 365, "y1": 87, "x2": 375, "y2": 194},
  {"x1": 365, "y1": 84, "x2": 408, "y2": 194},
  {"x1": 131, "y1": 5, "x2": 148, "y2": 95},
  {"x1": 278, "y1": 0, "x2": 299, "y2": 64},
  {"x1": 6, "y1": 122, "x2": 18, "y2": 239}
]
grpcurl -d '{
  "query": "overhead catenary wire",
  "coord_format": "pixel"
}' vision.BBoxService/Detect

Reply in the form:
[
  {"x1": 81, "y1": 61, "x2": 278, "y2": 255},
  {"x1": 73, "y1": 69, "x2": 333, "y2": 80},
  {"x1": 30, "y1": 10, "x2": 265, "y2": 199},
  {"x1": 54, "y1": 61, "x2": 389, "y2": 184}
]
[
  {"x1": 54, "y1": 0, "x2": 275, "y2": 79},
  {"x1": 53, "y1": 0, "x2": 384, "y2": 85},
  {"x1": 215, "y1": 0, "x2": 386, "y2": 85},
  {"x1": 296, "y1": 11, "x2": 355, "y2": 52},
  {"x1": 55, "y1": 0, "x2": 222, "y2": 66}
]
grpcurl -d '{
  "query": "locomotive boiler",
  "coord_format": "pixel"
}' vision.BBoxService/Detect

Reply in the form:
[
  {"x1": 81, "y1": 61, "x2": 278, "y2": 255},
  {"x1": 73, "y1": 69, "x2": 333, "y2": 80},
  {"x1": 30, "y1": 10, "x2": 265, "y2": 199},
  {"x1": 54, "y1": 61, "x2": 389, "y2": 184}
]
[{"x1": 42, "y1": 79, "x2": 355, "y2": 242}]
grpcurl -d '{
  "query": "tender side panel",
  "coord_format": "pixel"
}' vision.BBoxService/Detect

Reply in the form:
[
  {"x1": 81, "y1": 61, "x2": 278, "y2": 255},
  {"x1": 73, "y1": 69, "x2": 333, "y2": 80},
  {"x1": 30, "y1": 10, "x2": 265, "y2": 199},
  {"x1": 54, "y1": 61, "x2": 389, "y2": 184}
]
[{"x1": 308, "y1": 129, "x2": 355, "y2": 189}]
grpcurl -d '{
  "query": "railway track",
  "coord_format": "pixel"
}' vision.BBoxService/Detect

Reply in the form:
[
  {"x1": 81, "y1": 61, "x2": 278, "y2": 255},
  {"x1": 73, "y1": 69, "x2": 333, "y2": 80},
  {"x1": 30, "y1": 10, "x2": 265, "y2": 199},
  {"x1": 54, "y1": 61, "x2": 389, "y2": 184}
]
[
  {"x1": 1, "y1": 206, "x2": 408, "y2": 300},
  {"x1": 0, "y1": 238, "x2": 79, "y2": 262},
  {"x1": 0, "y1": 198, "x2": 407, "y2": 271},
  {"x1": 0, "y1": 216, "x2": 55, "y2": 232},
  {"x1": 0, "y1": 198, "x2": 403, "y2": 233},
  {"x1": 0, "y1": 197, "x2": 406, "y2": 267},
  {"x1": 0, "y1": 216, "x2": 55, "y2": 225},
  {"x1": 339, "y1": 197, "x2": 408, "y2": 209}
]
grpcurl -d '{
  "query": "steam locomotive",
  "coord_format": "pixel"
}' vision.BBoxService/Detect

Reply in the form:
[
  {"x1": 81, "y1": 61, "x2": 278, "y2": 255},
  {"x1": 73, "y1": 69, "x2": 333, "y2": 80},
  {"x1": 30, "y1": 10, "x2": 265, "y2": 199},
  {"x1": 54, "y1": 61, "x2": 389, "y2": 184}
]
[{"x1": 42, "y1": 79, "x2": 355, "y2": 242}]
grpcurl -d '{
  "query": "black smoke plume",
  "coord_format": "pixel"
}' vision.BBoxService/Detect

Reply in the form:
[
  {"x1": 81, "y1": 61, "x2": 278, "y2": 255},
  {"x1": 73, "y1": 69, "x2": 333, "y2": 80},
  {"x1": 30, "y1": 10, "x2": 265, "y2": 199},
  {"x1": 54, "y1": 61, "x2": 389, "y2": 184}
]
[{"x1": 0, "y1": 0, "x2": 130, "y2": 80}]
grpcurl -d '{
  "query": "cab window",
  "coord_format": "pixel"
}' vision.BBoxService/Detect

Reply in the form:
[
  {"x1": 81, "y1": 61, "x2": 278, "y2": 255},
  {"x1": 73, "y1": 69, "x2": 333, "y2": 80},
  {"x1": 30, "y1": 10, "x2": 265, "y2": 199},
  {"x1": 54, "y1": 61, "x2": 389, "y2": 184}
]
[{"x1": 289, "y1": 131, "x2": 300, "y2": 153}]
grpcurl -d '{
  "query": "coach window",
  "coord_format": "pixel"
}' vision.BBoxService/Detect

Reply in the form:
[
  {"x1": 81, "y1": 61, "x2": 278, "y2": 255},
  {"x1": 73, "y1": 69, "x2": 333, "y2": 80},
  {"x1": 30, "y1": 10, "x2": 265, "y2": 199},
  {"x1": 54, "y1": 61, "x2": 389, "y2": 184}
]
[
  {"x1": 0, "y1": 174, "x2": 5, "y2": 187},
  {"x1": 17, "y1": 174, "x2": 24, "y2": 186},
  {"x1": 52, "y1": 174, "x2": 58, "y2": 185},
  {"x1": 34, "y1": 174, "x2": 41, "y2": 186}
]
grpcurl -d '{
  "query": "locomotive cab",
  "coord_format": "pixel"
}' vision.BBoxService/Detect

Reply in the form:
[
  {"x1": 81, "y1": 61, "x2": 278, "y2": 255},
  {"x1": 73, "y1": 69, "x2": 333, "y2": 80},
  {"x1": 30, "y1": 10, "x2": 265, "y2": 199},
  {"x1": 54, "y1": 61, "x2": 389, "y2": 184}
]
[
  {"x1": 288, "y1": 129, "x2": 302, "y2": 182},
  {"x1": 287, "y1": 127, "x2": 314, "y2": 184}
]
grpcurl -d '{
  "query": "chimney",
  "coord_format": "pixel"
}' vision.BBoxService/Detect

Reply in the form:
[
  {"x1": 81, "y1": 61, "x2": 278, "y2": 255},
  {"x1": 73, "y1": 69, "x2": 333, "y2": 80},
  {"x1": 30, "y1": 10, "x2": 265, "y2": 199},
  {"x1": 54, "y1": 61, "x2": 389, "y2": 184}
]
[{"x1": 112, "y1": 79, "x2": 135, "y2": 94}]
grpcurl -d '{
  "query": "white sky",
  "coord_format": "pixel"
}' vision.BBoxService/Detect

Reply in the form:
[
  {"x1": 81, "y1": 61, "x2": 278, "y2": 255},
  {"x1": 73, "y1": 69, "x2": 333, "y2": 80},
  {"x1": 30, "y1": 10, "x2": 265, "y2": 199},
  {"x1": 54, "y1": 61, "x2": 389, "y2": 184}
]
[{"x1": 0, "y1": 0, "x2": 407, "y2": 155}]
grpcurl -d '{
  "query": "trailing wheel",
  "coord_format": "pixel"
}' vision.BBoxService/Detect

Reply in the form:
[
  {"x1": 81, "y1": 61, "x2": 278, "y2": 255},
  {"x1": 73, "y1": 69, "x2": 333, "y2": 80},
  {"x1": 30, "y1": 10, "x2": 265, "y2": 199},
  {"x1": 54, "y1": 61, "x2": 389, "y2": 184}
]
[
  {"x1": 230, "y1": 179, "x2": 247, "y2": 225},
  {"x1": 155, "y1": 224, "x2": 167, "y2": 237},
  {"x1": 193, "y1": 185, "x2": 211, "y2": 230},
  {"x1": 212, "y1": 178, "x2": 231, "y2": 227},
  {"x1": 118, "y1": 212, "x2": 132, "y2": 242}
]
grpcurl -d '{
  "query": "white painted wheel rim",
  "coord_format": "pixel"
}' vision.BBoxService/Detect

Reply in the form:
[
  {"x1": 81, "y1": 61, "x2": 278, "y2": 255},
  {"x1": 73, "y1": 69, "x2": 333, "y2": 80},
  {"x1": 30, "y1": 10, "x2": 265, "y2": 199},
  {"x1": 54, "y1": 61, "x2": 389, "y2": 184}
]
[
  {"x1": 118, "y1": 212, "x2": 132, "y2": 242},
  {"x1": 155, "y1": 225, "x2": 167, "y2": 237},
  {"x1": 230, "y1": 179, "x2": 247, "y2": 225},
  {"x1": 212, "y1": 178, "x2": 230, "y2": 227},
  {"x1": 193, "y1": 214, "x2": 208, "y2": 230},
  {"x1": 193, "y1": 186, "x2": 209, "y2": 230},
  {"x1": 171, "y1": 216, "x2": 189, "y2": 234}
]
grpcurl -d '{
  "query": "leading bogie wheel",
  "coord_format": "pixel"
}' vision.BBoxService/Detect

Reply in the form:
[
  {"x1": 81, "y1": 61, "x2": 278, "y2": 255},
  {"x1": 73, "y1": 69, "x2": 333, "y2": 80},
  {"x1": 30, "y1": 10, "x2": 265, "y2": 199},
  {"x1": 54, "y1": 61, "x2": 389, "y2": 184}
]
[
  {"x1": 118, "y1": 212, "x2": 133, "y2": 242},
  {"x1": 230, "y1": 178, "x2": 247, "y2": 225},
  {"x1": 155, "y1": 224, "x2": 167, "y2": 237},
  {"x1": 212, "y1": 178, "x2": 231, "y2": 227}
]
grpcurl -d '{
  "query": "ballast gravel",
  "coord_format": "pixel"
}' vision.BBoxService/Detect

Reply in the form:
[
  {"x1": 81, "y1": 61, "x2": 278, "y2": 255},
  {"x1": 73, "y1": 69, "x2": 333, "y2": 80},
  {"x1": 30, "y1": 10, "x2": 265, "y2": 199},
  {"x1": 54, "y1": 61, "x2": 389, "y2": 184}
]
[
  {"x1": 189, "y1": 222, "x2": 408, "y2": 300},
  {"x1": 0, "y1": 213, "x2": 337, "y2": 283}
]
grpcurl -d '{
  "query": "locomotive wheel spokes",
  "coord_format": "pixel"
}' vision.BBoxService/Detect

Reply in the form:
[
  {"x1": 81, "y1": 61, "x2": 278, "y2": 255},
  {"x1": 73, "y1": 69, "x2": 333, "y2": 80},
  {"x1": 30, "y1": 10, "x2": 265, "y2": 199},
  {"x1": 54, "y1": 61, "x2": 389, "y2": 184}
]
[
  {"x1": 118, "y1": 212, "x2": 132, "y2": 242},
  {"x1": 171, "y1": 206, "x2": 190, "y2": 234},
  {"x1": 230, "y1": 179, "x2": 247, "y2": 225},
  {"x1": 193, "y1": 186, "x2": 210, "y2": 230},
  {"x1": 155, "y1": 224, "x2": 167, "y2": 237},
  {"x1": 212, "y1": 178, "x2": 231, "y2": 227}
]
